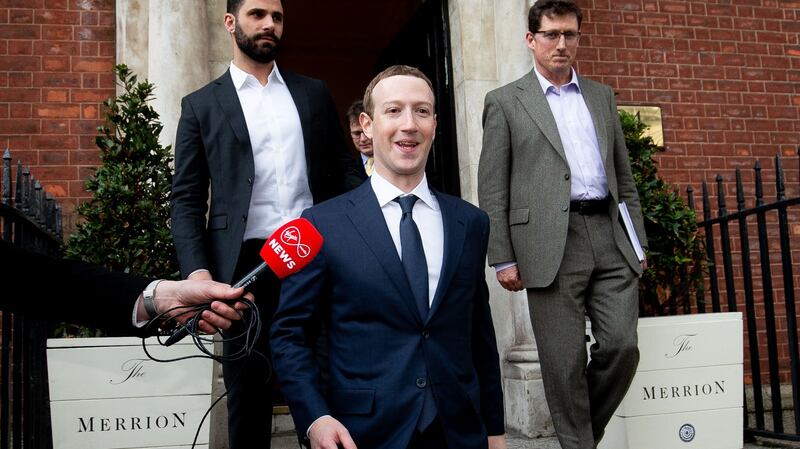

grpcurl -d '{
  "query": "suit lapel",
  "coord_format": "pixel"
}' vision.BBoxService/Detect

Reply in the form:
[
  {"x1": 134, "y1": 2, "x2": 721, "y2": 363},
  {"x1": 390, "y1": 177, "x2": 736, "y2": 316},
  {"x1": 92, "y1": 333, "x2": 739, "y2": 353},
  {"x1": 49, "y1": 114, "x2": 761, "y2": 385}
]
[
  {"x1": 514, "y1": 69, "x2": 568, "y2": 165},
  {"x1": 346, "y1": 182, "x2": 423, "y2": 325},
  {"x1": 578, "y1": 75, "x2": 609, "y2": 163},
  {"x1": 427, "y1": 191, "x2": 466, "y2": 322},
  {"x1": 282, "y1": 70, "x2": 313, "y2": 174},
  {"x1": 213, "y1": 71, "x2": 252, "y2": 149}
]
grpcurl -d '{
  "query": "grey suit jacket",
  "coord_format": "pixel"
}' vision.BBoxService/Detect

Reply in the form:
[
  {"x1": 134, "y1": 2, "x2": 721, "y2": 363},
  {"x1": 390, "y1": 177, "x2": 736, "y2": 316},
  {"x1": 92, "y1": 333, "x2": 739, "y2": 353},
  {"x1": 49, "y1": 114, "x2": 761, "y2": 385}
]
[{"x1": 477, "y1": 69, "x2": 647, "y2": 288}]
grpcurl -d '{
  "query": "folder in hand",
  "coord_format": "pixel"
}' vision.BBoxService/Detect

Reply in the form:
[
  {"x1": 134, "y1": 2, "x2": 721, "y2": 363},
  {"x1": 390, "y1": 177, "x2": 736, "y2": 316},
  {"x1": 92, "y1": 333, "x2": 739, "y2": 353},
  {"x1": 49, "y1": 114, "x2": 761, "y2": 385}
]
[{"x1": 618, "y1": 202, "x2": 645, "y2": 262}]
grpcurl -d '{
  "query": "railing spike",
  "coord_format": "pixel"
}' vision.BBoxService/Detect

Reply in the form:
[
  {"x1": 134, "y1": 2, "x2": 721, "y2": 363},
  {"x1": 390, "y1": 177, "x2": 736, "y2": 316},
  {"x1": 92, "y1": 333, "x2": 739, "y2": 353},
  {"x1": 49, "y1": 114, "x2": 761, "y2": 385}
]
[
  {"x1": 736, "y1": 168, "x2": 745, "y2": 212},
  {"x1": 14, "y1": 160, "x2": 22, "y2": 206},
  {"x1": 716, "y1": 174, "x2": 727, "y2": 217},
  {"x1": 2, "y1": 148, "x2": 10, "y2": 206},
  {"x1": 775, "y1": 154, "x2": 785, "y2": 201},
  {"x1": 21, "y1": 167, "x2": 31, "y2": 213},
  {"x1": 755, "y1": 160, "x2": 764, "y2": 207}
]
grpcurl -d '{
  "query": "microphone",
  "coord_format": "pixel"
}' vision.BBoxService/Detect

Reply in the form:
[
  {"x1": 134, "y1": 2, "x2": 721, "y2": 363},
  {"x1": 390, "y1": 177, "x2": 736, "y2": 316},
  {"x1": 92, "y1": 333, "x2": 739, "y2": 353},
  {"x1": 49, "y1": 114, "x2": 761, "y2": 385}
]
[{"x1": 163, "y1": 218, "x2": 323, "y2": 346}]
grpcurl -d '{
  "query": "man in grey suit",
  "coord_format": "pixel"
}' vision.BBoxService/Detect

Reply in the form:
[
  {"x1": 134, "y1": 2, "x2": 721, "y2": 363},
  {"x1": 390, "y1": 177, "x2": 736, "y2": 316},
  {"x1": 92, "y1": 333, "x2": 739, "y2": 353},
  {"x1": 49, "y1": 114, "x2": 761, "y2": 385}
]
[{"x1": 477, "y1": 1, "x2": 647, "y2": 448}]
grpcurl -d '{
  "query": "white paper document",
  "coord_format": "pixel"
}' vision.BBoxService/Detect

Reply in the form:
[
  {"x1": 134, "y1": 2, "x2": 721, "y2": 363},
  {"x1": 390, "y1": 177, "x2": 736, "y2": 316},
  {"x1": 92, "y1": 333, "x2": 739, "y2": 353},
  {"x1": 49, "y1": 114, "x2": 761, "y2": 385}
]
[{"x1": 618, "y1": 202, "x2": 645, "y2": 262}]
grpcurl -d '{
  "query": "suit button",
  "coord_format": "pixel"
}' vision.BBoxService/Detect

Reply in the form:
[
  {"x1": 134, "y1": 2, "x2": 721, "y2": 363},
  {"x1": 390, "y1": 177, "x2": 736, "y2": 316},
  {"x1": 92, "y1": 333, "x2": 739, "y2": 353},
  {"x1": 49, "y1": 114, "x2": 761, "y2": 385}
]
[
  {"x1": 416, "y1": 378, "x2": 427, "y2": 388},
  {"x1": 422, "y1": 330, "x2": 430, "y2": 339},
  {"x1": 247, "y1": 177, "x2": 253, "y2": 185},
  {"x1": 242, "y1": 214, "x2": 247, "y2": 223},
  {"x1": 561, "y1": 203, "x2": 568, "y2": 212},
  {"x1": 564, "y1": 173, "x2": 570, "y2": 180}
]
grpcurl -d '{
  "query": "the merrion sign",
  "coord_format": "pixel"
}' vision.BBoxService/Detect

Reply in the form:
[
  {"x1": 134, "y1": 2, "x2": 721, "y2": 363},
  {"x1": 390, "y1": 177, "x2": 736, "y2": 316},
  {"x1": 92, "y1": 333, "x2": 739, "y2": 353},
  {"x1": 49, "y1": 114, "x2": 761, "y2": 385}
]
[
  {"x1": 47, "y1": 337, "x2": 213, "y2": 449},
  {"x1": 598, "y1": 312, "x2": 743, "y2": 449}
]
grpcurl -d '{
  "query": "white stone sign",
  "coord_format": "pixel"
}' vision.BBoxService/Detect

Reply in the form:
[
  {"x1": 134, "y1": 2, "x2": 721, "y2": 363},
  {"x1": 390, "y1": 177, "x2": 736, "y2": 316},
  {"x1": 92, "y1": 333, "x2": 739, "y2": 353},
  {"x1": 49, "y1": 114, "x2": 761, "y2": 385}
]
[
  {"x1": 598, "y1": 312, "x2": 743, "y2": 449},
  {"x1": 47, "y1": 336, "x2": 214, "y2": 449}
]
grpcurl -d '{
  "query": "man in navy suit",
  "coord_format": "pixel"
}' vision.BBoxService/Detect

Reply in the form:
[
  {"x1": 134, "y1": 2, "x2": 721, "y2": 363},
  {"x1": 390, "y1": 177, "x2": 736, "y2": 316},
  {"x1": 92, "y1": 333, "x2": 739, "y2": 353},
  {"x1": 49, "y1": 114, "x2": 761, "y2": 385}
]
[
  {"x1": 271, "y1": 66, "x2": 506, "y2": 449},
  {"x1": 170, "y1": 0, "x2": 363, "y2": 446}
]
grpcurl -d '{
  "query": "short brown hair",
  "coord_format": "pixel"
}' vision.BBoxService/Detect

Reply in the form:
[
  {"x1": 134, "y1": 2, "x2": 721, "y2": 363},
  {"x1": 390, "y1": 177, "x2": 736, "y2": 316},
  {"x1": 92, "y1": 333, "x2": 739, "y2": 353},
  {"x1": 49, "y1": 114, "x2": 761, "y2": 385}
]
[
  {"x1": 362, "y1": 65, "x2": 434, "y2": 116},
  {"x1": 346, "y1": 100, "x2": 364, "y2": 125},
  {"x1": 528, "y1": 0, "x2": 583, "y2": 33}
]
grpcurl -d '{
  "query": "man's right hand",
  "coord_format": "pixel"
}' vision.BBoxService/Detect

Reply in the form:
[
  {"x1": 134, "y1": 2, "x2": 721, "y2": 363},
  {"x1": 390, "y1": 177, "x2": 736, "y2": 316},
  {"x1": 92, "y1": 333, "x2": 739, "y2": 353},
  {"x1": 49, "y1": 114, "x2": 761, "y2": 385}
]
[
  {"x1": 496, "y1": 265, "x2": 524, "y2": 292},
  {"x1": 309, "y1": 416, "x2": 357, "y2": 449}
]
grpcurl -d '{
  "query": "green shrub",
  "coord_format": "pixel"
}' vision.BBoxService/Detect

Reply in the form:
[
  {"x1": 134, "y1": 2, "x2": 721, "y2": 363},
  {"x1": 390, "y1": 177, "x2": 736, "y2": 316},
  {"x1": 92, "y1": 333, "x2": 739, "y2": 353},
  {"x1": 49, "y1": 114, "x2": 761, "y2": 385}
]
[
  {"x1": 620, "y1": 110, "x2": 706, "y2": 316},
  {"x1": 66, "y1": 64, "x2": 178, "y2": 280}
]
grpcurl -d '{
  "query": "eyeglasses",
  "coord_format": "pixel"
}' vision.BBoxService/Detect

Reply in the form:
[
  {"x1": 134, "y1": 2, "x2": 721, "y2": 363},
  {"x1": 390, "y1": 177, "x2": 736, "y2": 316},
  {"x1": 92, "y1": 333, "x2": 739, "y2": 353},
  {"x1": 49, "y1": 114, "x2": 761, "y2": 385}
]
[{"x1": 535, "y1": 30, "x2": 581, "y2": 43}]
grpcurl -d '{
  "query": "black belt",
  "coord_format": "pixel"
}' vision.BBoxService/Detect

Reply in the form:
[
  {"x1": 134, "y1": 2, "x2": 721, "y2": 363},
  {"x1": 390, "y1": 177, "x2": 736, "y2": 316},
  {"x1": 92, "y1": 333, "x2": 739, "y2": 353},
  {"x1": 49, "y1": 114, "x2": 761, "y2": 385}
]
[{"x1": 569, "y1": 197, "x2": 609, "y2": 215}]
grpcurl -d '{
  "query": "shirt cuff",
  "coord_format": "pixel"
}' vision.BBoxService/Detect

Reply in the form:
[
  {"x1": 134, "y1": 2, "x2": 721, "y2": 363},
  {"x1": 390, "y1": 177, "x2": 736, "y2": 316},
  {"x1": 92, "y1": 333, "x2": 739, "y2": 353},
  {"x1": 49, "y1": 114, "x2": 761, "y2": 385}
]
[
  {"x1": 132, "y1": 294, "x2": 147, "y2": 328},
  {"x1": 493, "y1": 261, "x2": 517, "y2": 272},
  {"x1": 307, "y1": 415, "x2": 331, "y2": 437},
  {"x1": 187, "y1": 268, "x2": 210, "y2": 278}
]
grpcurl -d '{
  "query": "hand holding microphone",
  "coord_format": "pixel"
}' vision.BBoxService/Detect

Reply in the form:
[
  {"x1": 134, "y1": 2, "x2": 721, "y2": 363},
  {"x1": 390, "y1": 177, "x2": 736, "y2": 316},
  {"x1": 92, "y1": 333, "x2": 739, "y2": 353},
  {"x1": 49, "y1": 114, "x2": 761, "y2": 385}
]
[{"x1": 162, "y1": 218, "x2": 323, "y2": 346}]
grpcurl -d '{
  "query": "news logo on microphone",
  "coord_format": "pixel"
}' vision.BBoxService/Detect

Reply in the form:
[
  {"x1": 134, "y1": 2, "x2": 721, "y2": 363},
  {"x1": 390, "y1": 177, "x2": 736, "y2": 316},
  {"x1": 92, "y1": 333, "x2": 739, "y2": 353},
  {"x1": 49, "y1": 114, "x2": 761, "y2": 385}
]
[{"x1": 260, "y1": 218, "x2": 323, "y2": 279}]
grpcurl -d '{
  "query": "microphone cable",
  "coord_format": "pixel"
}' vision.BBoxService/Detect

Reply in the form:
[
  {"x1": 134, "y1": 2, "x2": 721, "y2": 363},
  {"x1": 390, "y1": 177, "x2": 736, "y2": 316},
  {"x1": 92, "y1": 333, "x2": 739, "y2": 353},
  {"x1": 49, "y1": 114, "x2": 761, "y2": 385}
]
[{"x1": 140, "y1": 297, "x2": 272, "y2": 449}]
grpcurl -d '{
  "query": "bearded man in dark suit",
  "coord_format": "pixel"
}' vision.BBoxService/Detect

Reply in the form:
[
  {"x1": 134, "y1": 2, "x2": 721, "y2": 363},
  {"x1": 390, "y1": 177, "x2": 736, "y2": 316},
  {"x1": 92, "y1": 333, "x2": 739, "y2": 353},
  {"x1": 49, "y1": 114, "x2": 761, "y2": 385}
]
[{"x1": 170, "y1": 1, "x2": 364, "y2": 447}]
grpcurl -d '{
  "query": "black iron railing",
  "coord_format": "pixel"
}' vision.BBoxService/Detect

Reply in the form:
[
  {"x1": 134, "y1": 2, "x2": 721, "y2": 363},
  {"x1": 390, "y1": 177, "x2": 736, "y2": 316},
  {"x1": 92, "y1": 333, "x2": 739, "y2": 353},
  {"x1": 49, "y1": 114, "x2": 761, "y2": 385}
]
[
  {"x1": 1, "y1": 148, "x2": 62, "y2": 449},
  {"x1": 687, "y1": 153, "x2": 799, "y2": 441}
]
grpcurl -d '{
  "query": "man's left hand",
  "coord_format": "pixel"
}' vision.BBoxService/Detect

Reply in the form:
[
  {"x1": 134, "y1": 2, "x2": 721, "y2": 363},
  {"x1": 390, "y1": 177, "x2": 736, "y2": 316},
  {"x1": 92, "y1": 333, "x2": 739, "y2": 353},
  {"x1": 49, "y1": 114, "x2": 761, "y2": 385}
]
[{"x1": 488, "y1": 434, "x2": 507, "y2": 449}]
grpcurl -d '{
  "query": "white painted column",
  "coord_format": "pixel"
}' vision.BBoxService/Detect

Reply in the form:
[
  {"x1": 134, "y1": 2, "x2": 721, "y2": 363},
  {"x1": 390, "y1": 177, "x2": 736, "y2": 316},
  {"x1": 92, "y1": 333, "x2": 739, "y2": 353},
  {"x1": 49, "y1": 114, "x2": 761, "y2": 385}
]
[
  {"x1": 449, "y1": 0, "x2": 554, "y2": 438},
  {"x1": 116, "y1": 0, "x2": 150, "y2": 87},
  {"x1": 147, "y1": 1, "x2": 210, "y2": 149}
]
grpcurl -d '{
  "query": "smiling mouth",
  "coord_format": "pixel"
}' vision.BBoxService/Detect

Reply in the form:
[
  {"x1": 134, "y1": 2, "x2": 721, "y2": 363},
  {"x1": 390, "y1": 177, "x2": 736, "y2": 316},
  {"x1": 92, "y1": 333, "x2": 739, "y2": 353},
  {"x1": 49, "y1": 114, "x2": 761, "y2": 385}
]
[{"x1": 395, "y1": 141, "x2": 419, "y2": 152}]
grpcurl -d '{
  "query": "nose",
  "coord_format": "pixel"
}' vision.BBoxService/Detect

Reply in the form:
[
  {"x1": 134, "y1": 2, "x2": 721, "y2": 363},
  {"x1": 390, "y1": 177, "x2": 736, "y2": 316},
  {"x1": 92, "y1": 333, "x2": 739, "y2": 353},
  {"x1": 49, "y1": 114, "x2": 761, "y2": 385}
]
[
  {"x1": 261, "y1": 15, "x2": 275, "y2": 31},
  {"x1": 399, "y1": 109, "x2": 418, "y2": 132},
  {"x1": 555, "y1": 34, "x2": 567, "y2": 50}
]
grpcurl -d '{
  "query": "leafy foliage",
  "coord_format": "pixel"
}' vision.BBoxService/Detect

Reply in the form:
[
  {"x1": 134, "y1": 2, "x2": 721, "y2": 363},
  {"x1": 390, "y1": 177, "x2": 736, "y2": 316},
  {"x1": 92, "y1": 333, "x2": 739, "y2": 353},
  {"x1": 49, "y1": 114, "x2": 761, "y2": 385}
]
[
  {"x1": 66, "y1": 64, "x2": 178, "y2": 279},
  {"x1": 620, "y1": 110, "x2": 706, "y2": 316}
]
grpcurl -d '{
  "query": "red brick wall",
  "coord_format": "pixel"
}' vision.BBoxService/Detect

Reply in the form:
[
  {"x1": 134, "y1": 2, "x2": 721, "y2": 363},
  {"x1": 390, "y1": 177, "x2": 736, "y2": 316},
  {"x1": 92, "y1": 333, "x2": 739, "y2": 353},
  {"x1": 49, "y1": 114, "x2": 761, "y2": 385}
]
[
  {"x1": 575, "y1": 0, "x2": 800, "y2": 386},
  {"x1": 576, "y1": 0, "x2": 799, "y2": 192},
  {"x1": 0, "y1": 0, "x2": 115, "y2": 231}
]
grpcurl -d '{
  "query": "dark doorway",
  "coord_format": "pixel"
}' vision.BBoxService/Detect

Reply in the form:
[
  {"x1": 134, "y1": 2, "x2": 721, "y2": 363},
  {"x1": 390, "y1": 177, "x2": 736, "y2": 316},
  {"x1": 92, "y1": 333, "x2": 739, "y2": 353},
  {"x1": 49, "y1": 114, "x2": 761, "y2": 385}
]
[{"x1": 279, "y1": 0, "x2": 460, "y2": 196}]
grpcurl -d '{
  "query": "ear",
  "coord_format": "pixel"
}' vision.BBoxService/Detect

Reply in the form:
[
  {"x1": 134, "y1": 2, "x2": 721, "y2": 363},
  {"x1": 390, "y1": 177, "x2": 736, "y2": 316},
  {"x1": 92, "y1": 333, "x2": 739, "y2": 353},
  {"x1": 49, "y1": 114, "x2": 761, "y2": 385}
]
[
  {"x1": 359, "y1": 112, "x2": 373, "y2": 140},
  {"x1": 224, "y1": 13, "x2": 236, "y2": 34},
  {"x1": 525, "y1": 31, "x2": 536, "y2": 51}
]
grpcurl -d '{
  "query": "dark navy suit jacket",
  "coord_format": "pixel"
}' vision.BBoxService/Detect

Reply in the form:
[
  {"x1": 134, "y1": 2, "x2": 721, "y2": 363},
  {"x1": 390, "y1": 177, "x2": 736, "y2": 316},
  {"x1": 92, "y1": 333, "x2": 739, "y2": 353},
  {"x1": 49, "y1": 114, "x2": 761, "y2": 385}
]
[{"x1": 271, "y1": 181, "x2": 504, "y2": 449}]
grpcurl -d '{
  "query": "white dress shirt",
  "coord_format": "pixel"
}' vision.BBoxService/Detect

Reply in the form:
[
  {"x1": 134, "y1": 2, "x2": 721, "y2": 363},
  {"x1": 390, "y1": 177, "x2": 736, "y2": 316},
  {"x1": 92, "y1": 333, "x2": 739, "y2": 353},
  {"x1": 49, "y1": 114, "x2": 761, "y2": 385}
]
[
  {"x1": 370, "y1": 171, "x2": 443, "y2": 307},
  {"x1": 229, "y1": 62, "x2": 313, "y2": 241},
  {"x1": 533, "y1": 66, "x2": 608, "y2": 201}
]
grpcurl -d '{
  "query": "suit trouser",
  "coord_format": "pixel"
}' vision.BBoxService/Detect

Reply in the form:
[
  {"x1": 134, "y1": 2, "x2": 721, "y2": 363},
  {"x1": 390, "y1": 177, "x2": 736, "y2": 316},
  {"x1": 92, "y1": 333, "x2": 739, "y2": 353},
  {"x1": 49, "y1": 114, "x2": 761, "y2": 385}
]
[
  {"x1": 406, "y1": 419, "x2": 448, "y2": 449},
  {"x1": 526, "y1": 212, "x2": 639, "y2": 449},
  {"x1": 223, "y1": 239, "x2": 280, "y2": 449}
]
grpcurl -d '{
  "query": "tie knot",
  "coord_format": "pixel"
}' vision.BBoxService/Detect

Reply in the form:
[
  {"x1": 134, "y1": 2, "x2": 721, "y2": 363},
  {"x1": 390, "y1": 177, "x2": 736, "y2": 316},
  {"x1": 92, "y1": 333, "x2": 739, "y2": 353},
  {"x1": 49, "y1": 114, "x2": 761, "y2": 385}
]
[{"x1": 395, "y1": 194, "x2": 419, "y2": 214}]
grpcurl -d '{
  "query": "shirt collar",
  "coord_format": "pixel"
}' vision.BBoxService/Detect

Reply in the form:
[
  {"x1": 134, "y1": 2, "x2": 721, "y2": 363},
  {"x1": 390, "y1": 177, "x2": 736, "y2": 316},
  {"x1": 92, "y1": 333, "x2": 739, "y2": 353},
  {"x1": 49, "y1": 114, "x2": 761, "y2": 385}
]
[
  {"x1": 370, "y1": 170, "x2": 437, "y2": 211},
  {"x1": 229, "y1": 61, "x2": 285, "y2": 90},
  {"x1": 533, "y1": 65, "x2": 580, "y2": 95}
]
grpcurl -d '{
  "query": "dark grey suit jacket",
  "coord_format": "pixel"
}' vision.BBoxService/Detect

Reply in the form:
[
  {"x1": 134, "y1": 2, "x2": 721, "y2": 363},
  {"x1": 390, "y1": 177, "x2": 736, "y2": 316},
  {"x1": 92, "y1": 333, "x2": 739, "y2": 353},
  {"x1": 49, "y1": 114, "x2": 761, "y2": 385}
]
[
  {"x1": 171, "y1": 69, "x2": 365, "y2": 283},
  {"x1": 0, "y1": 239, "x2": 151, "y2": 335},
  {"x1": 478, "y1": 70, "x2": 647, "y2": 288}
]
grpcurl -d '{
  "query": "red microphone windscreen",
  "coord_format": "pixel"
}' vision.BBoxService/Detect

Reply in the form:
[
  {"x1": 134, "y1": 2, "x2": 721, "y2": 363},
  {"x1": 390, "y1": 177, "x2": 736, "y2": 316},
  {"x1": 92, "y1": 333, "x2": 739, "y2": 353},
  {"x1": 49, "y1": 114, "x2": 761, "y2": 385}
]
[{"x1": 259, "y1": 218, "x2": 323, "y2": 278}]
